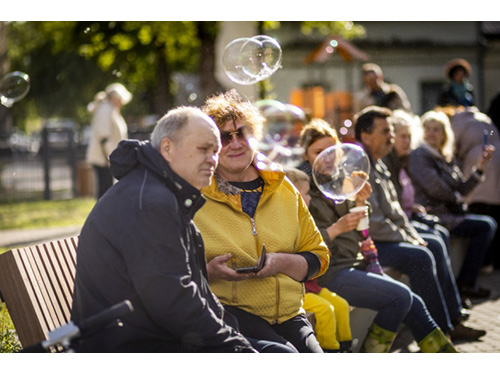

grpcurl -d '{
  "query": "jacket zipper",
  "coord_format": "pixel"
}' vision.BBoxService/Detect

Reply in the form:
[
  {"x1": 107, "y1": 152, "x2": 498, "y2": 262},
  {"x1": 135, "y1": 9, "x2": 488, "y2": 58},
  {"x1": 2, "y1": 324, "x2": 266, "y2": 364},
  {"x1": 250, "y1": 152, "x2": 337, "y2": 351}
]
[
  {"x1": 250, "y1": 217, "x2": 257, "y2": 236},
  {"x1": 272, "y1": 277, "x2": 280, "y2": 324},
  {"x1": 232, "y1": 216, "x2": 258, "y2": 303},
  {"x1": 251, "y1": 215, "x2": 280, "y2": 324}
]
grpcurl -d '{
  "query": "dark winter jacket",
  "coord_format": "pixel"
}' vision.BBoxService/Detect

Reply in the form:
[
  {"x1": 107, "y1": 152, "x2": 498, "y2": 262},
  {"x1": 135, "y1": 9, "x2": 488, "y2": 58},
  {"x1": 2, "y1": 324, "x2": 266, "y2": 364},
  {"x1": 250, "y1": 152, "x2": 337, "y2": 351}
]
[
  {"x1": 408, "y1": 142, "x2": 482, "y2": 230},
  {"x1": 71, "y1": 139, "x2": 253, "y2": 352}
]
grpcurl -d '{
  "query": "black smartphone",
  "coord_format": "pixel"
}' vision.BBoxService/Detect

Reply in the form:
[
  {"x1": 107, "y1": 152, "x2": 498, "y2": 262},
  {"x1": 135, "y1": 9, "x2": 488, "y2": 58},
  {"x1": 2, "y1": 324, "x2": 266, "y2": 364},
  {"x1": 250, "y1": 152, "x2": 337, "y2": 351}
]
[{"x1": 236, "y1": 245, "x2": 267, "y2": 273}]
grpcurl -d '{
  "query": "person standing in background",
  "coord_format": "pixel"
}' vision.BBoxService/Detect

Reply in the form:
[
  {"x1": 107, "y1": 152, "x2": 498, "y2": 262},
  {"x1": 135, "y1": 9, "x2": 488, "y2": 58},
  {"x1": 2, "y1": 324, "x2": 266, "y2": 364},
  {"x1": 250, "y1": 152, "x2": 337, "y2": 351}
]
[
  {"x1": 437, "y1": 59, "x2": 475, "y2": 108},
  {"x1": 353, "y1": 63, "x2": 412, "y2": 113},
  {"x1": 86, "y1": 83, "x2": 132, "y2": 198}
]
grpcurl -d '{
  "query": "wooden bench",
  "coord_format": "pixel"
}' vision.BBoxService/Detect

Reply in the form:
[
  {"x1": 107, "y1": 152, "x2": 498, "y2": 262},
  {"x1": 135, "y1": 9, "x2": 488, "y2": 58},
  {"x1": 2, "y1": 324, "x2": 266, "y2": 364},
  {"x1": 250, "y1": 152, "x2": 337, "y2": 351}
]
[
  {"x1": 0, "y1": 236, "x2": 78, "y2": 348},
  {"x1": 0, "y1": 234, "x2": 405, "y2": 352}
]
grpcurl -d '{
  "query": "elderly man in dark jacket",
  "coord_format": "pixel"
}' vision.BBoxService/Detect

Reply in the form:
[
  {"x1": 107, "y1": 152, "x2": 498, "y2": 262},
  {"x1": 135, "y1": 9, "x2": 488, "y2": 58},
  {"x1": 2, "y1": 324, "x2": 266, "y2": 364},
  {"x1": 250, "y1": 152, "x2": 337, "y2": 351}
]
[{"x1": 71, "y1": 106, "x2": 259, "y2": 353}]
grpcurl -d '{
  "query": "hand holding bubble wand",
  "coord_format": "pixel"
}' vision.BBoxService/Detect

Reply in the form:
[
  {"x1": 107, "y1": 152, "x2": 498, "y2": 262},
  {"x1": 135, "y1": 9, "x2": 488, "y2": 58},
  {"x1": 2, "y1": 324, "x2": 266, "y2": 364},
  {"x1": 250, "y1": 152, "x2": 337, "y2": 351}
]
[{"x1": 0, "y1": 71, "x2": 31, "y2": 107}]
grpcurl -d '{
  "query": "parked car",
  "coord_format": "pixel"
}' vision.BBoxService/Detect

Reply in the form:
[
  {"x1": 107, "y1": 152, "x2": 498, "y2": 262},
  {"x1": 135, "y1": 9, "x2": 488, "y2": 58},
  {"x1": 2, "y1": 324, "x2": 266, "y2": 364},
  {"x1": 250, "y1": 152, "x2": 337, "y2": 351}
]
[{"x1": 37, "y1": 118, "x2": 80, "y2": 155}]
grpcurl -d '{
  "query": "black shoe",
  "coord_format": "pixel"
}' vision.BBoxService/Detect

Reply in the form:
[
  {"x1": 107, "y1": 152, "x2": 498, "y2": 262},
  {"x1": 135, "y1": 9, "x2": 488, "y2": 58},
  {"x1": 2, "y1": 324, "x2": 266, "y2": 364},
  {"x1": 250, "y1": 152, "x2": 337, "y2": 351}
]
[
  {"x1": 450, "y1": 323, "x2": 486, "y2": 342},
  {"x1": 452, "y1": 308, "x2": 471, "y2": 326},
  {"x1": 461, "y1": 297, "x2": 473, "y2": 309},
  {"x1": 459, "y1": 285, "x2": 491, "y2": 300}
]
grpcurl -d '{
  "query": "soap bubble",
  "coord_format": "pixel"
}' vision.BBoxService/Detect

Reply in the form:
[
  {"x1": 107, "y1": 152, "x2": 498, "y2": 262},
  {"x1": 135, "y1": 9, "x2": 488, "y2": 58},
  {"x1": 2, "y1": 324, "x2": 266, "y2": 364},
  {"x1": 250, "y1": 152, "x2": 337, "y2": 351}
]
[
  {"x1": 312, "y1": 143, "x2": 370, "y2": 203},
  {"x1": 0, "y1": 71, "x2": 31, "y2": 107},
  {"x1": 249, "y1": 99, "x2": 306, "y2": 169},
  {"x1": 242, "y1": 35, "x2": 282, "y2": 78},
  {"x1": 222, "y1": 35, "x2": 282, "y2": 85}
]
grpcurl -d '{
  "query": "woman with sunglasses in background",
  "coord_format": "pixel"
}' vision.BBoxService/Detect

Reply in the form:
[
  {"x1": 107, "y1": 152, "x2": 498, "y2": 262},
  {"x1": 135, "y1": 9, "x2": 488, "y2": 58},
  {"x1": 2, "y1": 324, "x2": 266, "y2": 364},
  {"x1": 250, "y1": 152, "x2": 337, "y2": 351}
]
[{"x1": 194, "y1": 89, "x2": 330, "y2": 353}]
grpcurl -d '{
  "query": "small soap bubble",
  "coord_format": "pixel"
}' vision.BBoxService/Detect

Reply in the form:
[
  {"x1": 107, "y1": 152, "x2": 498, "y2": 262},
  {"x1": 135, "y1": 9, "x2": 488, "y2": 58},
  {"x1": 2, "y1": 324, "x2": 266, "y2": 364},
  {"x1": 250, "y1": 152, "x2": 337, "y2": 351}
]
[{"x1": 0, "y1": 71, "x2": 31, "y2": 108}]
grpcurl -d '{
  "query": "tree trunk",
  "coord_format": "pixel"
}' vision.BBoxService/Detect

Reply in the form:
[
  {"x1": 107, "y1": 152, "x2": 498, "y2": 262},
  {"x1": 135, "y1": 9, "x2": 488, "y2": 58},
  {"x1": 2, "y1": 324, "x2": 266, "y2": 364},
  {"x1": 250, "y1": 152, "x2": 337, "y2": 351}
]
[
  {"x1": 197, "y1": 21, "x2": 222, "y2": 103},
  {"x1": 0, "y1": 21, "x2": 12, "y2": 134},
  {"x1": 154, "y1": 43, "x2": 172, "y2": 115}
]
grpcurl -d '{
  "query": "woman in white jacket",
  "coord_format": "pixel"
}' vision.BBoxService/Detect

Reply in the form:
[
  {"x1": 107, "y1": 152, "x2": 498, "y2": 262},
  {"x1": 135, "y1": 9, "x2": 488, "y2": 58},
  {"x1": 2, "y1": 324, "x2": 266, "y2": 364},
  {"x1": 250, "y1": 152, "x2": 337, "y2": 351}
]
[{"x1": 86, "y1": 83, "x2": 132, "y2": 198}]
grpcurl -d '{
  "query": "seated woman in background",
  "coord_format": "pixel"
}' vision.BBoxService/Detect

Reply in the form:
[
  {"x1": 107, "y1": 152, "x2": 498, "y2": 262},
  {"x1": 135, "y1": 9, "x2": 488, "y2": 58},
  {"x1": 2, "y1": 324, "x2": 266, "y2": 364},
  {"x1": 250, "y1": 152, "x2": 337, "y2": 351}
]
[
  {"x1": 383, "y1": 110, "x2": 485, "y2": 341},
  {"x1": 285, "y1": 167, "x2": 353, "y2": 353},
  {"x1": 297, "y1": 118, "x2": 457, "y2": 353},
  {"x1": 408, "y1": 110, "x2": 497, "y2": 300}
]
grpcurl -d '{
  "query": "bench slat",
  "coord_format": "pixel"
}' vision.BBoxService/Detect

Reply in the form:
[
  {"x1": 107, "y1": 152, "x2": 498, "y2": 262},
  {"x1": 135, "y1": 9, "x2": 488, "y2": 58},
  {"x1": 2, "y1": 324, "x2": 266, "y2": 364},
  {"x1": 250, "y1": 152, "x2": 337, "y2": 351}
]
[
  {"x1": 0, "y1": 236, "x2": 79, "y2": 348},
  {"x1": 34, "y1": 244, "x2": 71, "y2": 326},
  {"x1": 39, "y1": 244, "x2": 73, "y2": 322}
]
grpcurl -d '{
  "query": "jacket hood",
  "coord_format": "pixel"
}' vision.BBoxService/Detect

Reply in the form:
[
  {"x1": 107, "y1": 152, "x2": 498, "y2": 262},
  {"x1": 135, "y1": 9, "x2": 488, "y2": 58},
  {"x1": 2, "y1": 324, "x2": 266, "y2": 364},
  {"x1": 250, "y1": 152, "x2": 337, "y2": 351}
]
[
  {"x1": 110, "y1": 139, "x2": 206, "y2": 217},
  {"x1": 110, "y1": 139, "x2": 168, "y2": 181}
]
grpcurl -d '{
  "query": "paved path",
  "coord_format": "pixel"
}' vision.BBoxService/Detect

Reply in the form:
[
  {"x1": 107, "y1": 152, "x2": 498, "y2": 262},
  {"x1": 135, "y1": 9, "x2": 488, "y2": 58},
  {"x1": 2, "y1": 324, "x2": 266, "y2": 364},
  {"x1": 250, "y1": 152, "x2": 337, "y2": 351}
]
[
  {"x1": 392, "y1": 269, "x2": 500, "y2": 353},
  {"x1": 0, "y1": 226, "x2": 81, "y2": 249}
]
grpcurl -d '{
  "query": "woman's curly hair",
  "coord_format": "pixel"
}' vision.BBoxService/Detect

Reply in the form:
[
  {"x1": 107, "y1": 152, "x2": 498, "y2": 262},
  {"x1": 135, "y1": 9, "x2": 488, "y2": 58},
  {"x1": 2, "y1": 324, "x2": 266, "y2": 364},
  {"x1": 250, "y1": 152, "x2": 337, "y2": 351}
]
[{"x1": 201, "y1": 89, "x2": 263, "y2": 140}]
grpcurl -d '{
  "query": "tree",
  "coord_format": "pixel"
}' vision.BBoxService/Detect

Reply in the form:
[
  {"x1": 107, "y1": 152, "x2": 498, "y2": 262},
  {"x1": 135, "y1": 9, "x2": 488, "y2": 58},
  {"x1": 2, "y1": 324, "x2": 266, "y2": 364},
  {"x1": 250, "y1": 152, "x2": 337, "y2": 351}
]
[
  {"x1": 5, "y1": 21, "x2": 203, "y2": 129},
  {"x1": 4, "y1": 21, "x2": 365, "y2": 132}
]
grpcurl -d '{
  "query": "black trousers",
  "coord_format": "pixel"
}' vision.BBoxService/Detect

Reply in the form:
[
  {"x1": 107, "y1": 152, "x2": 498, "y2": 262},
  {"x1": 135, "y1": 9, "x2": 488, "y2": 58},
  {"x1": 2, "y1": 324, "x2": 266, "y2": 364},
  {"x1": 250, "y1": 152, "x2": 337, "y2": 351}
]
[
  {"x1": 224, "y1": 305, "x2": 323, "y2": 353},
  {"x1": 469, "y1": 202, "x2": 500, "y2": 268},
  {"x1": 93, "y1": 165, "x2": 113, "y2": 199}
]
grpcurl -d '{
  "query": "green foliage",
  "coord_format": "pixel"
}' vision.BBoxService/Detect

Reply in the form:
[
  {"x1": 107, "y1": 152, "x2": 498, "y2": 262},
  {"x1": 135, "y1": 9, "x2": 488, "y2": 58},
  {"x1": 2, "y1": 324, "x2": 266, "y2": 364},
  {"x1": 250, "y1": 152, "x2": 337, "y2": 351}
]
[
  {"x1": 0, "y1": 302, "x2": 22, "y2": 353},
  {"x1": 3, "y1": 21, "x2": 365, "y2": 132},
  {"x1": 300, "y1": 21, "x2": 365, "y2": 39},
  {"x1": 5, "y1": 21, "x2": 205, "y2": 130}
]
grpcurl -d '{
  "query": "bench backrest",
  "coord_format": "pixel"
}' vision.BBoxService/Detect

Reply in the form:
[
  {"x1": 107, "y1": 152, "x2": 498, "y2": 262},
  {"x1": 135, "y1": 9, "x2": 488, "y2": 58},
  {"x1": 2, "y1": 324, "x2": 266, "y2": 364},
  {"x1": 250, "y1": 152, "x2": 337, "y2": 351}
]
[{"x1": 0, "y1": 236, "x2": 78, "y2": 348}]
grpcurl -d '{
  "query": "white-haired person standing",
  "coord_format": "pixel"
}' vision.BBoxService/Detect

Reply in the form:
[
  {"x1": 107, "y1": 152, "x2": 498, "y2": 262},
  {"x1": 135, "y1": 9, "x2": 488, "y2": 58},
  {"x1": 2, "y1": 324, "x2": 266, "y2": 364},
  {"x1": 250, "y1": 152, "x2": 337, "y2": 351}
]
[{"x1": 86, "y1": 83, "x2": 132, "y2": 198}]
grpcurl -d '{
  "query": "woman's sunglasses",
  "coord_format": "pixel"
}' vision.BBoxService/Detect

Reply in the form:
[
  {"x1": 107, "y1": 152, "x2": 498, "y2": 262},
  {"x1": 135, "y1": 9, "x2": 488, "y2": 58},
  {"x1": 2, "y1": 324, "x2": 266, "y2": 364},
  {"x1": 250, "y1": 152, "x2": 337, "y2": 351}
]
[{"x1": 220, "y1": 126, "x2": 250, "y2": 147}]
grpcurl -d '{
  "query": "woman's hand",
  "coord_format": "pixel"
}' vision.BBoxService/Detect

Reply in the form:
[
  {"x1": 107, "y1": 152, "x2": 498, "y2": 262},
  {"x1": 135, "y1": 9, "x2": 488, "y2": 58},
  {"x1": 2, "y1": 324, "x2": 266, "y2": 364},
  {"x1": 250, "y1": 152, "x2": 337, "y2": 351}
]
[
  {"x1": 206, "y1": 253, "x2": 256, "y2": 282},
  {"x1": 326, "y1": 210, "x2": 366, "y2": 240},
  {"x1": 477, "y1": 144, "x2": 495, "y2": 171},
  {"x1": 255, "y1": 252, "x2": 307, "y2": 282},
  {"x1": 412, "y1": 203, "x2": 427, "y2": 214},
  {"x1": 355, "y1": 181, "x2": 372, "y2": 206}
]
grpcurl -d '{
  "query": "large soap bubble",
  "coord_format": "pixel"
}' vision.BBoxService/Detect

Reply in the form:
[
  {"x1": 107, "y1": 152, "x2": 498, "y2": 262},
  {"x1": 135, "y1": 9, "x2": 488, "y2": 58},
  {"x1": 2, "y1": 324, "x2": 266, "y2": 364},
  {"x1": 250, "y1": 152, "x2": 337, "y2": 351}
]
[
  {"x1": 222, "y1": 35, "x2": 282, "y2": 85},
  {"x1": 0, "y1": 71, "x2": 31, "y2": 107},
  {"x1": 312, "y1": 143, "x2": 370, "y2": 203},
  {"x1": 249, "y1": 99, "x2": 306, "y2": 170}
]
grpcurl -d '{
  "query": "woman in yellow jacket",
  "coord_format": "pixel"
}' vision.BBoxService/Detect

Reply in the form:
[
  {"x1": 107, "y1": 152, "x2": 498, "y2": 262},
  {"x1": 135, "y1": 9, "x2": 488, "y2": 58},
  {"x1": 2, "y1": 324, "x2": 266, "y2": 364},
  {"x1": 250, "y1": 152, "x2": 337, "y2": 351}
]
[{"x1": 195, "y1": 89, "x2": 330, "y2": 353}]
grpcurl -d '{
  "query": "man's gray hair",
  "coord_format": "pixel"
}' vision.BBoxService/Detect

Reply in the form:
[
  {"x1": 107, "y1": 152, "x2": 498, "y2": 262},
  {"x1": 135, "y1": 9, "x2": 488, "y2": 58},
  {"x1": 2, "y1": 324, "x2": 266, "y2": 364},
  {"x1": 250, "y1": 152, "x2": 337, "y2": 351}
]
[{"x1": 150, "y1": 106, "x2": 205, "y2": 150}]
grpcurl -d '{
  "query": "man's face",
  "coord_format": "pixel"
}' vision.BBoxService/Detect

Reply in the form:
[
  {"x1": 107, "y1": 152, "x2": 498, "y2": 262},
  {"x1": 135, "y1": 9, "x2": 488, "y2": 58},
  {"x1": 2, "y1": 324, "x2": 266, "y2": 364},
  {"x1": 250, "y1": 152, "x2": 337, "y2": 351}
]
[
  {"x1": 363, "y1": 71, "x2": 379, "y2": 90},
  {"x1": 161, "y1": 113, "x2": 221, "y2": 190},
  {"x1": 361, "y1": 117, "x2": 395, "y2": 160}
]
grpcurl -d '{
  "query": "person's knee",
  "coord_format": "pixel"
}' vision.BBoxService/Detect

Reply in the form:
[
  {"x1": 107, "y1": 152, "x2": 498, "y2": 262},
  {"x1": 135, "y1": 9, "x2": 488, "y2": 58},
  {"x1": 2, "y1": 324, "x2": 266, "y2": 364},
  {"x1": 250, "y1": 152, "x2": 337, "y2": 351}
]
[
  {"x1": 334, "y1": 295, "x2": 350, "y2": 312},
  {"x1": 413, "y1": 247, "x2": 436, "y2": 270},
  {"x1": 391, "y1": 285, "x2": 413, "y2": 315},
  {"x1": 487, "y1": 216, "x2": 498, "y2": 233}
]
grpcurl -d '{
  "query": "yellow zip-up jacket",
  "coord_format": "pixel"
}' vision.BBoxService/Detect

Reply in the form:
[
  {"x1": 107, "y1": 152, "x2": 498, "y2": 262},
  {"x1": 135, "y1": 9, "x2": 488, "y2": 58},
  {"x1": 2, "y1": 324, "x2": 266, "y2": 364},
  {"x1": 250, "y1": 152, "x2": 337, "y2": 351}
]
[{"x1": 194, "y1": 168, "x2": 329, "y2": 324}]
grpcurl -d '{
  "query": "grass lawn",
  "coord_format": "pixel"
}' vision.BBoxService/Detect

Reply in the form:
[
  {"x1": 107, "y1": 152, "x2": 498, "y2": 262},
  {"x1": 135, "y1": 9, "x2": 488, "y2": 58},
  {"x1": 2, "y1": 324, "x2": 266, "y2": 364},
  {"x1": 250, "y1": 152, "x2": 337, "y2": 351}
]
[
  {"x1": 0, "y1": 198, "x2": 96, "y2": 231},
  {"x1": 0, "y1": 197, "x2": 96, "y2": 254}
]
